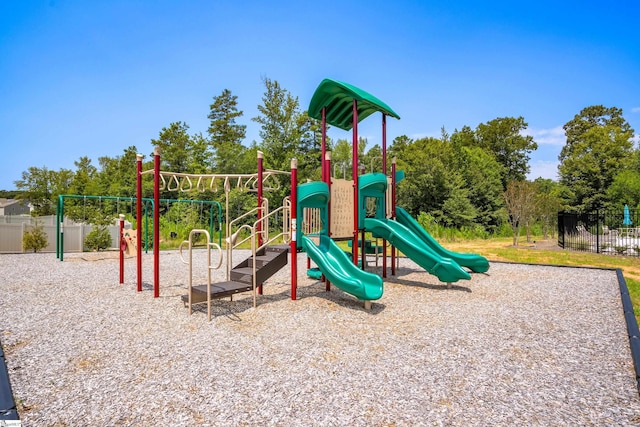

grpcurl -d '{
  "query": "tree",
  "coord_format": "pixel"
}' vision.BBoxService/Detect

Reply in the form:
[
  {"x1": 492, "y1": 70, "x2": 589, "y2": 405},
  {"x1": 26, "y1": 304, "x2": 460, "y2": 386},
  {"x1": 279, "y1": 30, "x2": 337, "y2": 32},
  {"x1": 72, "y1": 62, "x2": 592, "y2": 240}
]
[
  {"x1": 15, "y1": 166, "x2": 72, "y2": 216},
  {"x1": 397, "y1": 137, "x2": 475, "y2": 227},
  {"x1": 294, "y1": 112, "x2": 323, "y2": 182},
  {"x1": 475, "y1": 117, "x2": 537, "y2": 187},
  {"x1": 332, "y1": 138, "x2": 352, "y2": 178},
  {"x1": 150, "y1": 122, "x2": 193, "y2": 173},
  {"x1": 605, "y1": 170, "x2": 640, "y2": 212},
  {"x1": 389, "y1": 135, "x2": 413, "y2": 159},
  {"x1": 84, "y1": 213, "x2": 113, "y2": 251},
  {"x1": 534, "y1": 178, "x2": 563, "y2": 239},
  {"x1": 456, "y1": 145, "x2": 506, "y2": 232},
  {"x1": 69, "y1": 156, "x2": 99, "y2": 196},
  {"x1": 503, "y1": 180, "x2": 537, "y2": 245},
  {"x1": 252, "y1": 77, "x2": 307, "y2": 172},
  {"x1": 558, "y1": 125, "x2": 634, "y2": 211},
  {"x1": 189, "y1": 133, "x2": 213, "y2": 174},
  {"x1": 560, "y1": 105, "x2": 632, "y2": 163},
  {"x1": 208, "y1": 89, "x2": 246, "y2": 173},
  {"x1": 450, "y1": 125, "x2": 476, "y2": 148},
  {"x1": 362, "y1": 144, "x2": 383, "y2": 174},
  {"x1": 96, "y1": 146, "x2": 141, "y2": 197}
]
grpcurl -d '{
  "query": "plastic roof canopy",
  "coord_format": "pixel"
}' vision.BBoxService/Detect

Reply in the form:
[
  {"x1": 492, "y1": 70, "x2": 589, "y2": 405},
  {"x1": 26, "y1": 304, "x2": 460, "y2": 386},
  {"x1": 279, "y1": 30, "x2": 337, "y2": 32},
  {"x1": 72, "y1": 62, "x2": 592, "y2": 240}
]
[{"x1": 308, "y1": 79, "x2": 400, "y2": 131}]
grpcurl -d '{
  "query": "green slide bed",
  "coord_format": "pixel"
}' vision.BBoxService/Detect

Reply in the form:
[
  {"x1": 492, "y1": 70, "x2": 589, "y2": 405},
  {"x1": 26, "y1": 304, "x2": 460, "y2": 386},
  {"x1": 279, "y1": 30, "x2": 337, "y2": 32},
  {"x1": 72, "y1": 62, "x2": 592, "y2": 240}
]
[
  {"x1": 395, "y1": 206, "x2": 489, "y2": 273},
  {"x1": 301, "y1": 234, "x2": 383, "y2": 301},
  {"x1": 364, "y1": 218, "x2": 471, "y2": 283}
]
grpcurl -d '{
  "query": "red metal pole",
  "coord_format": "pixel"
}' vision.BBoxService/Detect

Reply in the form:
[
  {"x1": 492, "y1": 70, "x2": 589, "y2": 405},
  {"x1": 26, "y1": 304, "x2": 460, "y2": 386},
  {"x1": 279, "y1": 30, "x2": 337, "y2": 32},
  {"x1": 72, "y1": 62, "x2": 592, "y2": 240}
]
[
  {"x1": 136, "y1": 154, "x2": 143, "y2": 292},
  {"x1": 382, "y1": 114, "x2": 387, "y2": 278},
  {"x1": 321, "y1": 107, "x2": 326, "y2": 182},
  {"x1": 325, "y1": 151, "x2": 331, "y2": 291},
  {"x1": 257, "y1": 151, "x2": 264, "y2": 247},
  {"x1": 352, "y1": 99, "x2": 359, "y2": 266},
  {"x1": 119, "y1": 214, "x2": 125, "y2": 284},
  {"x1": 391, "y1": 157, "x2": 397, "y2": 276},
  {"x1": 153, "y1": 147, "x2": 160, "y2": 298},
  {"x1": 257, "y1": 151, "x2": 264, "y2": 295},
  {"x1": 290, "y1": 158, "x2": 298, "y2": 300}
]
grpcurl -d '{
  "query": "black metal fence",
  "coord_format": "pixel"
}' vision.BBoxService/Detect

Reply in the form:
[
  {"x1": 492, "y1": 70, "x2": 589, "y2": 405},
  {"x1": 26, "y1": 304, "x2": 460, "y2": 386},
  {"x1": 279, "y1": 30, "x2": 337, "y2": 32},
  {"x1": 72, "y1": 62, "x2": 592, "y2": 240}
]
[{"x1": 558, "y1": 209, "x2": 640, "y2": 256}]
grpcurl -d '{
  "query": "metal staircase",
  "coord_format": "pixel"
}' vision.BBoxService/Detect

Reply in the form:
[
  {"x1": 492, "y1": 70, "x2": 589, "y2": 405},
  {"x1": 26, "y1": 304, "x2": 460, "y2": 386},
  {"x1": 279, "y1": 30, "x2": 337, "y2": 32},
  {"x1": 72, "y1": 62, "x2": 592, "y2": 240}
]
[{"x1": 181, "y1": 243, "x2": 289, "y2": 321}]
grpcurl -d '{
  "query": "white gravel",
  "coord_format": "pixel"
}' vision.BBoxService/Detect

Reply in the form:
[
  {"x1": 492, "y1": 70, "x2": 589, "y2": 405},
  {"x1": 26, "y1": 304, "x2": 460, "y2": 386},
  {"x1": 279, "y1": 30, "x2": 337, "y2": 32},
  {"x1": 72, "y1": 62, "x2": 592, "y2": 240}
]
[{"x1": 1, "y1": 250, "x2": 640, "y2": 426}]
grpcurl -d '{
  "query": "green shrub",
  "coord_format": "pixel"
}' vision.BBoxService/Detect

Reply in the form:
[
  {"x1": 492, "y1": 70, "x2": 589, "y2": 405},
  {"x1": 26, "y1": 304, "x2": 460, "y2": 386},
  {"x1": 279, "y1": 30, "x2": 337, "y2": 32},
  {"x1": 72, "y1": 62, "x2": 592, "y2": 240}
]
[
  {"x1": 23, "y1": 222, "x2": 48, "y2": 252},
  {"x1": 85, "y1": 226, "x2": 112, "y2": 251},
  {"x1": 614, "y1": 245, "x2": 627, "y2": 255},
  {"x1": 572, "y1": 239, "x2": 590, "y2": 251}
]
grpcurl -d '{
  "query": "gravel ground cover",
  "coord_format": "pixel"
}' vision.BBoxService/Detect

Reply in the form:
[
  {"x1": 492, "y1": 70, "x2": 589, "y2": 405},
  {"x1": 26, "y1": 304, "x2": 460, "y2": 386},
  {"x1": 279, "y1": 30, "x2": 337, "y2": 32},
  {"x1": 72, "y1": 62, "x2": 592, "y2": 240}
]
[{"x1": 1, "y1": 250, "x2": 640, "y2": 426}]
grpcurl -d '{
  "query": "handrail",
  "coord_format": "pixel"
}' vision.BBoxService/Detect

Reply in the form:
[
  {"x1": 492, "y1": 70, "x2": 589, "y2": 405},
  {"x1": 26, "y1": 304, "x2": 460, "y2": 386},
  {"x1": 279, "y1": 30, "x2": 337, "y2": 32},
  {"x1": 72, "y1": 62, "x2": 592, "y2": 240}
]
[
  {"x1": 178, "y1": 229, "x2": 223, "y2": 321},
  {"x1": 249, "y1": 202, "x2": 291, "y2": 307},
  {"x1": 252, "y1": 203, "x2": 291, "y2": 253},
  {"x1": 227, "y1": 205, "x2": 265, "y2": 280}
]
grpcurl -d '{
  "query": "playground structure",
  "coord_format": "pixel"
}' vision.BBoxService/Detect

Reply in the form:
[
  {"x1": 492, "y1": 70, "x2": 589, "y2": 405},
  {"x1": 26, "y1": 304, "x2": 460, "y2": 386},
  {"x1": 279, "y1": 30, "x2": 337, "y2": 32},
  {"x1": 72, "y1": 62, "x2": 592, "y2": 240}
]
[
  {"x1": 120, "y1": 78, "x2": 489, "y2": 318},
  {"x1": 125, "y1": 150, "x2": 296, "y2": 319}
]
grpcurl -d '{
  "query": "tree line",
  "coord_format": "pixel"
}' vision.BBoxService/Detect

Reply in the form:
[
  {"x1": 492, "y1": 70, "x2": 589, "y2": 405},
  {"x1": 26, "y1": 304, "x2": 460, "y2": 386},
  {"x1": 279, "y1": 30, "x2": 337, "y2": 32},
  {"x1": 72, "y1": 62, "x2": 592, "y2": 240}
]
[{"x1": 10, "y1": 78, "x2": 637, "y2": 243}]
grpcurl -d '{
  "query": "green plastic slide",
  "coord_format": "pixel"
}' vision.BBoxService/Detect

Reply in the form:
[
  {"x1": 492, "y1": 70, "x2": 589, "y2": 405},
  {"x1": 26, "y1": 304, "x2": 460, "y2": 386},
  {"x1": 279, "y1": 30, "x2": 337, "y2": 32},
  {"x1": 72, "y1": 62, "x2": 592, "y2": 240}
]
[
  {"x1": 395, "y1": 207, "x2": 489, "y2": 273},
  {"x1": 301, "y1": 234, "x2": 383, "y2": 301},
  {"x1": 364, "y1": 218, "x2": 471, "y2": 283}
]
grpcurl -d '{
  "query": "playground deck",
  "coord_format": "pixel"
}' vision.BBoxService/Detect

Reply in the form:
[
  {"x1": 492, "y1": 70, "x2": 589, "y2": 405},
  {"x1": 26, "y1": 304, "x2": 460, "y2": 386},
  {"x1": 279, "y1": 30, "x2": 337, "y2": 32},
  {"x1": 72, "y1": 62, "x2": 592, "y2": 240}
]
[{"x1": 1, "y1": 251, "x2": 639, "y2": 425}]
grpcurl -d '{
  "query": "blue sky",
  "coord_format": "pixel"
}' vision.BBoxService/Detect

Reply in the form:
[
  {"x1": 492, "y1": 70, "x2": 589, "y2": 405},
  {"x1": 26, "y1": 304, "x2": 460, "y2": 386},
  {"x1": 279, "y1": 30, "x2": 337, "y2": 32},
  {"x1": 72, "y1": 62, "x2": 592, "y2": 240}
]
[{"x1": 1, "y1": 0, "x2": 639, "y2": 190}]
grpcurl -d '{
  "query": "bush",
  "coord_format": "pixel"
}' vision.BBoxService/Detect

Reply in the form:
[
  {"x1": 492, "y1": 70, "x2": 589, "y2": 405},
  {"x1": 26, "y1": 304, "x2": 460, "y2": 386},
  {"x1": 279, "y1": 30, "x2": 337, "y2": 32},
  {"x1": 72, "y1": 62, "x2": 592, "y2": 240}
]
[
  {"x1": 572, "y1": 239, "x2": 590, "y2": 251},
  {"x1": 23, "y1": 222, "x2": 48, "y2": 252},
  {"x1": 85, "y1": 226, "x2": 112, "y2": 251},
  {"x1": 614, "y1": 245, "x2": 627, "y2": 255}
]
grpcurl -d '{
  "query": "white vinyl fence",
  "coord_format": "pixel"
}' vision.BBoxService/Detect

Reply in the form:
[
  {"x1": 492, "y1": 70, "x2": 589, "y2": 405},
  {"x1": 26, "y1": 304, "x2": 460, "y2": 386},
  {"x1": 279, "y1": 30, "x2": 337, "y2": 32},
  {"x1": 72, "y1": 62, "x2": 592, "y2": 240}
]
[{"x1": 0, "y1": 215, "x2": 124, "y2": 254}]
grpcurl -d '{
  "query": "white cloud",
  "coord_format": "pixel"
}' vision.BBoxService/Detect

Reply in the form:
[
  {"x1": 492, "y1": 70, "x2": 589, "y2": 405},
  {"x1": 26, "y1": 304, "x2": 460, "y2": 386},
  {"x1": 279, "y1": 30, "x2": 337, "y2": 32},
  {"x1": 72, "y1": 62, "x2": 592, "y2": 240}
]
[
  {"x1": 521, "y1": 126, "x2": 566, "y2": 146},
  {"x1": 527, "y1": 160, "x2": 559, "y2": 181},
  {"x1": 631, "y1": 107, "x2": 640, "y2": 113}
]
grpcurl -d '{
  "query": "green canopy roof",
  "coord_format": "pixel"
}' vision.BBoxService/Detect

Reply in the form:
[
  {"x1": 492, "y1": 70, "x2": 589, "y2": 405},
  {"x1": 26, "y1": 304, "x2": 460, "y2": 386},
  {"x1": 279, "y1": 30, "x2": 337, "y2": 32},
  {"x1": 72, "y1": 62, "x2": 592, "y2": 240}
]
[{"x1": 308, "y1": 79, "x2": 400, "y2": 131}]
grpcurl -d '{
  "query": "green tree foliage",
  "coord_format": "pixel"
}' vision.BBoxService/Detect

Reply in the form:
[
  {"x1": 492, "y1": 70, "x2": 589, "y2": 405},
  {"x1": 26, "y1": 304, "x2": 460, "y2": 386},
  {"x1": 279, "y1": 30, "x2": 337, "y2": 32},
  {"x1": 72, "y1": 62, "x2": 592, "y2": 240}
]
[
  {"x1": 84, "y1": 212, "x2": 114, "y2": 251},
  {"x1": 189, "y1": 133, "x2": 213, "y2": 174},
  {"x1": 84, "y1": 226, "x2": 112, "y2": 251},
  {"x1": 96, "y1": 146, "x2": 141, "y2": 197},
  {"x1": 252, "y1": 77, "x2": 317, "y2": 177},
  {"x1": 533, "y1": 178, "x2": 563, "y2": 239},
  {"x1": 559, "y1": 106, "x2": 636, "y2": 211},
  {"x1": 560, "y1": 105, "x2": 632, "y2": 163},
  {"x1": 391, "y1": 134, "x2": 505, "y2": 233},
  {"x1": 559, "y1": 125, "x2": 634, "y2": 211},
  {"x1": 456, "y1": 145, "x2": 506, "y2": 232},
  {"x1": 605, "y1": 170, "x2": 640, "y2": 211},
  {"x1": 208, "y1": 89, "x2": 246, "y2": 174},
  {"x1": 69, "y1": 156, "x2": 99, "y2": 196},
  {"x1": 473, "y1": 117, "x2": 537, "y2": 187},
  {"x1": 151, "y1": 122, "x2": 194, "y2": 173},
  {"x1": 15, "y1": 166, "x2": 72, "y2": 216},
  {"x1": 332, "y1": 138, "x2": 352, "y2": 178},
  {"x1": 160, "y1": 202, "x2": 209, "y2": 242},
  {"x1": 396, "y1": 137, "x2": 471, "y2": 226},
  {"x1": 295, "y1": 113, "x2": 323, "y2": 181},
  {"x1": 23, "y1": 220, "x2": 48, "y2": 252}
]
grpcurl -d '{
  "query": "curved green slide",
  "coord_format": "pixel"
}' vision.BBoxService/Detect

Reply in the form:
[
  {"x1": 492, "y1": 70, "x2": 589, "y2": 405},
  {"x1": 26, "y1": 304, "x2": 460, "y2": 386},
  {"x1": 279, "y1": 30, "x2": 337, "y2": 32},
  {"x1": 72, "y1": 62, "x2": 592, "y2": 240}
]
[
  {"x1": 364, "y1": 218, "x2": 471, "y2": 283},
  {"x1": 395, "y1": 207, "x2": 489, "y2": 273},
  {"x1": 301, "y1": 234, "x2": 383, "y2": 301}
]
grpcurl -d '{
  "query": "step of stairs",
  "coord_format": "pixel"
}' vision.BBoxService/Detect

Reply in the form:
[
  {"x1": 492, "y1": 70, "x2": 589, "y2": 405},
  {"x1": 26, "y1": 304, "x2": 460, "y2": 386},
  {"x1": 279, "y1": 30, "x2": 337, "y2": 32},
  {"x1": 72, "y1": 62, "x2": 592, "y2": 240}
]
[
  {"x1": 230, "y1": 245, "x2": 289, "y2": 285},
  {"x1": 181, "y1": 281, "x2": 252, "y2": 305}
]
